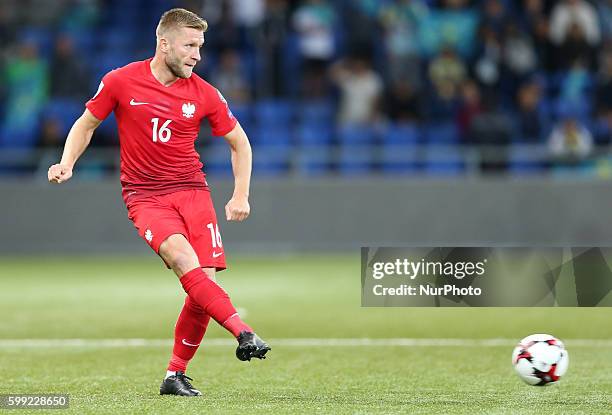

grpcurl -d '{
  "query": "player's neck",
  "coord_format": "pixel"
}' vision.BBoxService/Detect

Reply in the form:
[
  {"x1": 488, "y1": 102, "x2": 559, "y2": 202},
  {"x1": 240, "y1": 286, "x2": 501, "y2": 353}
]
[{"x1": 150, "y1": 56, "x2": 180, "y2": 87}]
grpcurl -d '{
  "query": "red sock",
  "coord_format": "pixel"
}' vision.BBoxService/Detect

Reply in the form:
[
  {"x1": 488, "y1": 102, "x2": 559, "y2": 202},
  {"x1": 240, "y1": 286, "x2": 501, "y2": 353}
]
[
  {"x1": 180, "y1": 268, "x2": 252, "y2": 337},
  {"x1": 168, "y1": 295, "x2": 211, "y2": 372}
]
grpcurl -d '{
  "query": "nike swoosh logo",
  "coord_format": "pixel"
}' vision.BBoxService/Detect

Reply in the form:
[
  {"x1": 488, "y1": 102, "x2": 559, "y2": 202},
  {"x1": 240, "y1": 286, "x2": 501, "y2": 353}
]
[
  {"x1": 181, "y1": 339, "x2": 200, "y2": 347},
  {"x1": 130, "y1": 99, "x2": 149, "y2": 106},
  {"x1": 212, "y1": 251, "x2": 223, "y2": 258}
]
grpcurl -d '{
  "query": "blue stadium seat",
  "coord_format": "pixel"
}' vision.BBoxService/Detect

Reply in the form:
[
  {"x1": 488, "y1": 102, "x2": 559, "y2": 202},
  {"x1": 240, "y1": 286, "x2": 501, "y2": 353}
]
[
  {"x1": 99, "y1": 28, "x2": 134, "y2": 52},
  {"x1": 95, "y1": 113, "x2": 119, "y2": 141},
  {"x1": 299, "y1": 100, "x2": 335, "y2": 126},
  {"x1": 424, "y1": 146, "x2": 465, "y2": 175},
  {"x1": 295, "y1": 124, "x2": 333, "y2": 146},
  {"x1": 108, "y1": 6, "x2": 141, "y2": 25},
  {"x1": 295, "y1": 146, "x2": 332, "y2": 176},
  {"x1": 381, "y1": 144, "x2": 420, "y2": 174},
  {"x1": 254, "y1": 99, "x2": 294, "y2": 128},
  {"x1": 554, "y1": 97, "x2": 592, "y2": 122},
  {"x1": 590, "y1": 118, "x2": 611, "y2": 145},
  {"x1": 252, "y1": 146, "x2": 290, "y2": 176},
  {"x1": 382, "y1": 122, "x2": 420, "y2": 145},
  {"x1": 92, "y1": 52, "x2": 131, "y2": 76},
  {"x1": 19, "y1": 28, "x2": 53, "y2": 56},
  {"x1": 508, "y1": 145, "x2": 547, "y2": 175},
  {"x1": 0, "y1": 121, "x2": 40, "y2": 149},
  {"x1": 229, "y1": 103, "x2": 253, "y2": 132},
  {"x1": 202, "y1": 143, "x2": 232, "y2": 177},
  {"x1": 337, "y1": 124, "x2": 376, "y2": 145},
  {"x1": 282, "y1": 34, "x2": 303, "y2": 96},
  {"x1": 251, "y1": 126, "x2": 292, "y2": 149},
  {"x1": 44, "y1": 98, "x2": 83, "y2": 136},
  {"x1": 423, "y1": 122, "x2": 459, "y2": 144},
  {"x1": 63, "y1": 30, "x2": 98, "y2": 59},
  {"x1": 338, "y1": 146, "x2": 373, "y2": 175}
]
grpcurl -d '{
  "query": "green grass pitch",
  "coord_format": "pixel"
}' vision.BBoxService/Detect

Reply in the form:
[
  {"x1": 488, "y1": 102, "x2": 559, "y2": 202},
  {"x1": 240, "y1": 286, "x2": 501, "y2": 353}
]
[{"x1": 0, "y1": 255, "x2": 611, "y2": 414}]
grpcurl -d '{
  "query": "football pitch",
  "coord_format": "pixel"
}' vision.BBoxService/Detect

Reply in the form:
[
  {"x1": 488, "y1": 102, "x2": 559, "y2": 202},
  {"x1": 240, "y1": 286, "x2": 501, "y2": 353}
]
[{"x1": 0, "y1": 255, "x2": 610, "y2": 414}]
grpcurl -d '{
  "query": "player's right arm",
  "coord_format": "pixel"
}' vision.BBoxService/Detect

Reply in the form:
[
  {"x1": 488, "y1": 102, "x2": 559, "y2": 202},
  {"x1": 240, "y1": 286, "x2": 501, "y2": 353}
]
[{"x1": 48, "y1": 109, "x2": 102, "y2": 184}]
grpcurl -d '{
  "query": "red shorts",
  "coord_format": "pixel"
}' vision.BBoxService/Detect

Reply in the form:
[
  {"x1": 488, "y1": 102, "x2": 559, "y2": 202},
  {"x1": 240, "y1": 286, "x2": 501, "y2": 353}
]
[{"x1": 126, "y1": 189, "x2": 226, "y2": 271}]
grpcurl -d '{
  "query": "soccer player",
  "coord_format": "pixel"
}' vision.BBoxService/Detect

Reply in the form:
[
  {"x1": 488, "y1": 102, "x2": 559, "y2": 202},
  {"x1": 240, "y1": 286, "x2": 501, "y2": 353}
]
[{"x1": 47, "y1": 8, "x2": 270, "y2": 397}]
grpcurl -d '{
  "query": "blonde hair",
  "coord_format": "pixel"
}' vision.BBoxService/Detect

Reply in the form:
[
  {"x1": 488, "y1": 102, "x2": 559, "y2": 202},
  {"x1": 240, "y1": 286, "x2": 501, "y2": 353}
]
[{"x1": 156, "y1": 8, "x2": 208, "y2": 38}]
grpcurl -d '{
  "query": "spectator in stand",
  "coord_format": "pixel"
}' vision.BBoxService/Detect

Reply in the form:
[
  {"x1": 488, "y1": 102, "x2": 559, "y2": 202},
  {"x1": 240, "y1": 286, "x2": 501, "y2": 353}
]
[
  {"x1": 468, "y1": 95, "x2": 514, "y2": 171},
  {"x1": 20, "y1": 0, "x2": 69, "y2": 26},
  {"x1": 548, "y1": 116, "x2": 593, "y2": 160},
  {"x1": 557, "y1": 59, "x2": 593, "y2": 120},
  {"x1": 379, "y1": 0, "x2": 428, "y2": 87},
  {"x1": 598, "y1": 0, "x2": 612, "y2": 39},
  {"x1": 198, "y1": 0, "x2": 223, "y2": 26},
  {"x1": 293, "y1": 0, "x2": 337, "y2": 97},
  {"x1": 596, "y1": 44, "x2": 612, "y2": 113},
  {"x1": 530, "y1": 15, "x2": 555, "y2": 72},
  {"x1": 258, "y1": 0, "x2": 290, "y2": 97},
  {"x1": 230, "y1": 0, "x2": 264, "y2": 50},
  {"x1": 204, "y1": 0, "x2": 242, "y2": 51},
  {"x1": 596, "y1": 45, "x2": 612, "y2": 142},
  {"x1": 427, "y1": 46, "x2": 467, "y2": 120},
  {"x1": 418, "y1": 0, "x2": 479, "y2": 59},
  {"x1": 549, "y1": 0, "x2": 600, "y2": 47},
  {"x1": 519, "y1": 0, "x2": 546, "y2": 32},
  {"x1": 383, "y1": 78, "x2": 423, "y2": 123},
  {"x1": 230, "y1": 0, "x2": 264, "y2": 31},
  {"x1": 330, "y1": 55, "x2": 383, "y2": 126},
  {"x1": 481, "y1": 0, "x2": 510, "y2": 35},
  {"x1": 39, "y1": 118, "x2": 63, "y2": 149},
  {"x1": 429, "y1": 46, "x2": 467, "y2": 98},
  {"x1": 0, "y1": 7, "x2": 17, "y2": 115},
  {"x1": 515, "y1": 79, "x2": 547, "y2": 142},
  {"x1": 0, "y1": 7, "x2": 17, "y2": 57},
  {"x1": 343, "y1": 0, "x2": 383, "y2": 58},
  {"x1": 50, "y1": 34, "x2": 90, "y2": 100},
  {"x1": 456, "y1": 79, "x2": 483, "y2": 141},
  {"x1": 503, "y1": 22, "x2": 538, "y2": 81},
  {"x1": 58, "y1": 0, "x2": 100, "y2": 31},
  {"x1": 1, "y1": 40, "x2": 48, "y2": 147},
  {"x1": 211, "y1": 48, "x2": 251, "y2": 104},
  {"x1": 472, "y1": 25, "x2": 502, "y2": 102},
  {"x1": 555, "y1": 23, "x2": 598, "y2": 70}
]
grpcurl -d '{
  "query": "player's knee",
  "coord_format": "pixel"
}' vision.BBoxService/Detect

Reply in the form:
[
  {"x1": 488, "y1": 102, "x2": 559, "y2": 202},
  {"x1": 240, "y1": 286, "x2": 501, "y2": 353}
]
[
  {"x1": 167, "y1": 249, "x2": 199, "y2": 276},
  {"x1": 159, "y1": 234, "x2": 200, "y2": 276}
]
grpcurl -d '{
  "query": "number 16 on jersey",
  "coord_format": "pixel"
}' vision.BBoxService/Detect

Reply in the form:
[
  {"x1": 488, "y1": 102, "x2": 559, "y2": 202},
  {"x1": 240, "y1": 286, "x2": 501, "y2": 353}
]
[
  {"x1": 207, "y1": 222, "x2": 223, "y2": 248},
  {"x1": 151, "y1": 118, "x2": 172, "y2": 143}
]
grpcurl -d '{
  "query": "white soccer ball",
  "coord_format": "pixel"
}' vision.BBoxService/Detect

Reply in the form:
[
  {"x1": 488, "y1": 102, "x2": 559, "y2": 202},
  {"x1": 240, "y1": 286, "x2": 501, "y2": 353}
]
[{"x1": 512, "y1": 334, "x2": 569, "y2": 386}]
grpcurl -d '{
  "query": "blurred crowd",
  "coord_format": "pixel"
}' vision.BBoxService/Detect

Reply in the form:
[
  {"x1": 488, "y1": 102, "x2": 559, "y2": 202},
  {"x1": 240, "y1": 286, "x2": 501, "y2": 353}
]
[{"x1": 1, "y1": 0, "x2": 612, "y2": 176}]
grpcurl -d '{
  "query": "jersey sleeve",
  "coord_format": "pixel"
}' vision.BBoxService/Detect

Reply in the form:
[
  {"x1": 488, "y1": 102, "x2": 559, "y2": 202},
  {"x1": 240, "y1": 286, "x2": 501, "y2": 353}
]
[
  {"x1": 206, "y1": 88, "x2": 238, "y2": 136},
  {"x1": 85, "y1": 72, "x2": 118, "y2": 121}
]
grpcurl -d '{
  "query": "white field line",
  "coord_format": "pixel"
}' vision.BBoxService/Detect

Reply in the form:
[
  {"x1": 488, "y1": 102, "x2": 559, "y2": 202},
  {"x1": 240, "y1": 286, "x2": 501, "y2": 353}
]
[{"x1": 0, "y1": 338, "x2": 611, "y2": 348}]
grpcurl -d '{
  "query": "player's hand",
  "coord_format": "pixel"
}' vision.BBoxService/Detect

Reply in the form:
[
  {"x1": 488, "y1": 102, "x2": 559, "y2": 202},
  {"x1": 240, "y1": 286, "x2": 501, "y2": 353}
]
[
  {"x1": 48, "y1": 164, "x2": 73, "y2": 184},
  {"x1": 225, "y1": 195, "x2": 250, "y2": 222}
]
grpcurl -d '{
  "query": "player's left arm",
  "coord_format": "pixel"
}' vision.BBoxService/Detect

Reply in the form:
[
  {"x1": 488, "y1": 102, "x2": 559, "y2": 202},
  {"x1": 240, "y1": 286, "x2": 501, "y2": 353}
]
[{"x1": 223, "y1": 122, "x2": 252, "y2": 222}]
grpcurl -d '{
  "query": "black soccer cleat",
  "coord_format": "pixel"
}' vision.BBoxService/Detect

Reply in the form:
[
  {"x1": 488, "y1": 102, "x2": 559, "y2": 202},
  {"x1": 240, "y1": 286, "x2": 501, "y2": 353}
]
[
  {"x1": 159, "y1": 371, "x2": 202, "y2": 397},
  {"x1": 236, "y1": 331, "x2": 271, "y2": 361}
]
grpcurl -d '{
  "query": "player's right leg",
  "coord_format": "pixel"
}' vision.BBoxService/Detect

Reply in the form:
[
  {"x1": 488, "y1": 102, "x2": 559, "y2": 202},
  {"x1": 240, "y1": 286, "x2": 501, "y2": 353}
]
[{"x1": 158, "y1": 234, "x2": 270, "y2": 361}]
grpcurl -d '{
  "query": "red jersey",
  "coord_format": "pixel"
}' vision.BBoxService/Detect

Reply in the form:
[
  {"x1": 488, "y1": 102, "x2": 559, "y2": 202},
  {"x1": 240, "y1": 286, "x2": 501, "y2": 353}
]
[{"x1": 86, "y1": 58, "x2": 237, "y2": 202}]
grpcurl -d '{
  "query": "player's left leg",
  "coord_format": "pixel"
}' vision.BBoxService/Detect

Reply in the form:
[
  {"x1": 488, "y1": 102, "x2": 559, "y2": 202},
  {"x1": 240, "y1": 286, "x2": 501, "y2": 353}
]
[
  {"x1": 166, "y1": 269, "x2": 214, "y2": 377},
  {"x1": 161, "y1": 270, "x2": 213, "y2": 397},
  {"x1": 165, "y1": 270, "x2": 214, "y2": 366}
]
